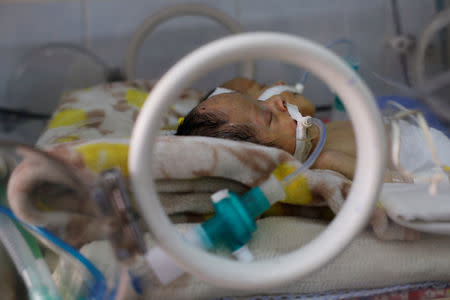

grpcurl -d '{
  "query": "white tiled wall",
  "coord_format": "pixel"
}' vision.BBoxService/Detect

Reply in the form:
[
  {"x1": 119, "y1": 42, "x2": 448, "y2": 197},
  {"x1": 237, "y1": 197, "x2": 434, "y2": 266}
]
[{"x1": 0, "y1": 0, "x2": 439, "y2": 114}]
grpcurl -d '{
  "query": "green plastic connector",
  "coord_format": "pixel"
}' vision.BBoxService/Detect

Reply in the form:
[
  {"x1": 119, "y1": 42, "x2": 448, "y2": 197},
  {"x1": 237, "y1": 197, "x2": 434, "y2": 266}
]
[{"x1": 201, "y1": 187, "x2": 270, "y2": 252}]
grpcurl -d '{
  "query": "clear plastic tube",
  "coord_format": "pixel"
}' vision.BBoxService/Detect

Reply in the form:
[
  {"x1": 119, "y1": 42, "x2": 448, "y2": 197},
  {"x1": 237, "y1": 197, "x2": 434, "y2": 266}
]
[
  {"x1": 0, "y1": 212, "x2": 62, "y2": 300},
  {"x1": 29, "y1": 226, "x2": 107, "y2": 300},
  {"x1": 0, "y1": 143, "x2": 126, "y2": 300},
  {"x1": 0, "y1": 205, "x2": 108, "y2": 300},
  {"x1": 365, "y1": 66, "x2": 450, "y2": 123},
  {"x1": 282, "y1": 117, "x2": 327, "y2": 186}
]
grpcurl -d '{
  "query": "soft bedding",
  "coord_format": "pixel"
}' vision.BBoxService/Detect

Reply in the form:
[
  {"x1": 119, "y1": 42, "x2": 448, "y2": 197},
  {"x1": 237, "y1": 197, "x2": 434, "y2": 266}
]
[
  {"x1": 79, "y1": 218, "x2": 450, "y2": 300},
  {"x1": 4, "y1": 80, "x2": 450, "y2": 299},
  {"x1": 9, "y1": 79, "x2": 424, "y2": 243}
]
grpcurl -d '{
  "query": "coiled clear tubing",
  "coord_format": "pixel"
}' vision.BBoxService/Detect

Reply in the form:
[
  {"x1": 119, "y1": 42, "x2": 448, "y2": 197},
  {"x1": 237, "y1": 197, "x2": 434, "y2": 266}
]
[{"x1": 281, "y1": 117, "x2": 327, "y2": 187}]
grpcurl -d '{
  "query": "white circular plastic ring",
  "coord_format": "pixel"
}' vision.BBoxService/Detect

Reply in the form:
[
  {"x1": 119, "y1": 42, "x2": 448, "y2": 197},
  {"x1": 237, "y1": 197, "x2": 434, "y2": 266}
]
[{"x1": 129, "y1": 32, "x2": 386, "y2": 290}]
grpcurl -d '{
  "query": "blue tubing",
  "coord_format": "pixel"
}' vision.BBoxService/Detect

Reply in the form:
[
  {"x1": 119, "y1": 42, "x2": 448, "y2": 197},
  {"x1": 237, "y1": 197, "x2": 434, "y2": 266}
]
[{"x1": 0, "y1": 205, "x2": 107, "y2": 300}]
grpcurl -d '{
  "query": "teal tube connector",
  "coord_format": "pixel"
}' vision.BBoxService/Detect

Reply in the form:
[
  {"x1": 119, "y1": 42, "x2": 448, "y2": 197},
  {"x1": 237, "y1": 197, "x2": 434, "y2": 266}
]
[{"x1": 201, "y1": 188, "x2": 270, "y2": 252}]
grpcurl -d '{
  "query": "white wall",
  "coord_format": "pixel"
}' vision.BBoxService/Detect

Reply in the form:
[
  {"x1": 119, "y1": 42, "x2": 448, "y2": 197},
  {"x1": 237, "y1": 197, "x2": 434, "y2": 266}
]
[{"x1": 0, "y1": 0, "x2": 442, "y2": 141}]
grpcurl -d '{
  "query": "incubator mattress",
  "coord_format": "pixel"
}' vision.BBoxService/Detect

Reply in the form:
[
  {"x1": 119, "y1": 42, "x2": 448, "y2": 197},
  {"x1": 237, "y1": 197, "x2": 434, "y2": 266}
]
[{"x1": 81, "y1": 217, "x2": 450, "y2": 300}]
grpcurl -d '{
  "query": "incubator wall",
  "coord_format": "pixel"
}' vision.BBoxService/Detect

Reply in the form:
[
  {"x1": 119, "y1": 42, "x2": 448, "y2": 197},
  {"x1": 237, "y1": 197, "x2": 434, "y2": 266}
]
[{"x1": 0, "y1": 0, "x2": 446, "y2": 144}]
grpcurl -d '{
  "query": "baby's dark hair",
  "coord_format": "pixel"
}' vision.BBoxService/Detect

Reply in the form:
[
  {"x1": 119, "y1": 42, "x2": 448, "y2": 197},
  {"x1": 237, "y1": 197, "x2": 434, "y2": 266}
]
[
  {"x1": 176, "y1": 89, "x2": 276, "y2": 148},
  {"x1": 175, "y1": 106, "x2": 260, "y2": 144}
]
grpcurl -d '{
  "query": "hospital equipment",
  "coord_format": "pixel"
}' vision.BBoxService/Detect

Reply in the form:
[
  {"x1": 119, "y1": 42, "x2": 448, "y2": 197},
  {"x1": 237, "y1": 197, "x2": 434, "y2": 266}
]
[
  {"x1": 412, "y1": 7, "x2": 450, "y2": 123},
  {"x1": 0, "y1": 29, "x2": 387, "y2": 297},
  {"x1": 146, "y1": 173, "x2": 286, "y2": 284},
  {"x1": 0, "y1": 143, "x2": 113, "y2": 300},
  {"x1": 0, "y1": 210, "x2": 61, "y2": 300},
  {"x1": 262, "y1": 88, "x2": 327, "y2": 169},
  {"x1": 385, "y1": 102, "x2": 447, "y2": 191},
  {"x1": 202, "y1": 85, "x2": 328, "y2": 166},
  {"x1": 0, "y1": 206, "x2": 108, "y2": 300}
]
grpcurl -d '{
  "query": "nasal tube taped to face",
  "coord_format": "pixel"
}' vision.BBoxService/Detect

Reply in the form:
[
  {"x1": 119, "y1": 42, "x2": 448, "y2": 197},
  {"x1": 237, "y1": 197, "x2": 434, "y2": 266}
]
[{"x1": 257, "y1": 86, "x2": 327, "y2": 174}]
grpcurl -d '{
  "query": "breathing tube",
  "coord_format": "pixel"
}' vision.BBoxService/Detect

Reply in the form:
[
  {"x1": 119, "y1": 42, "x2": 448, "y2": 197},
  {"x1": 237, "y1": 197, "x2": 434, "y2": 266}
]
[
  {"x1": 0, "y1": 175, "x2": 61, "y2": 300},
  {"x1": 256, "y1": 85, "x2": 327, "y2": 171},
  {"x1": 282, "y1": 117, "x2": 327, "y2": 186},
  {"x1": 0, "y1": 211, "x2": 61, "y2": 300},
  {"x1": 0, "y1": 205, "x2": 110, "y2": 300},
  {"x1": 0, "y1": 142, "x2": 148, "y2": 300},
  {"x1": 146, "y1": 170, "x2": 287, "y2": 285},
  {"x1": 0, "y1": 155, "x2": 111, "y2": 300},
  {"x1": 0, "y1": 142, "x2": 115, "y2": 300},
  {"x1": 208, "y1": 83, "x2": 328, "y2": 172}
]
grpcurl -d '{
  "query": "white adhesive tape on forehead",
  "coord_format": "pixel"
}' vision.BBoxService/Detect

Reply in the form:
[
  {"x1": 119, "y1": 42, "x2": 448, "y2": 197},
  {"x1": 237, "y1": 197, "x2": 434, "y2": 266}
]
[
  {"x1": 257, "y1": 84, "x2": 304, "y2": 101},
  {"x1": 208, "y1": 87, "x2": 234, "y2": 98}
]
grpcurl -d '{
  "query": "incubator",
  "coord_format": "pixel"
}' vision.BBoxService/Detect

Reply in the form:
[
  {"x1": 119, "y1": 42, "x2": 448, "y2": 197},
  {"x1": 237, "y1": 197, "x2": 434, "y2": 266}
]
[
  {"x1": 0, "y1": 4, "x2": 449, "y2": 299},
  {"x1": 0, "y1": 30, "x2": 389, "y2": 299}
]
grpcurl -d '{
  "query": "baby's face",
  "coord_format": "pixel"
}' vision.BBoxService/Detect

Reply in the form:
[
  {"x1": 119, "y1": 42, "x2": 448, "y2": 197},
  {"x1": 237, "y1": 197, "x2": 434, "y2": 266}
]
[{"x1": 199, "y1": 92, "x2": 298, "y2": 154}]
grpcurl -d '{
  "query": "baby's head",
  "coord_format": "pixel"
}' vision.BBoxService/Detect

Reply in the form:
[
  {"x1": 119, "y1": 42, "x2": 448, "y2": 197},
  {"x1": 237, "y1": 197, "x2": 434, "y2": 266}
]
[
  {"x1": 175, "y1": 93, "x2": 263, "y2": 145},
  {"x1": 176, "y1": 81, "x2": 316, "y2": 155}
]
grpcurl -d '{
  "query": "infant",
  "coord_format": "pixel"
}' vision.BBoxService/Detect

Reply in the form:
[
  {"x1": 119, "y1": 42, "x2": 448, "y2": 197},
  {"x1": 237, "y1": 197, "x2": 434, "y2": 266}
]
[
  {"x1": 176, "y1": 77, "x2": 360, "y2": 180},
  {"x1": 177, "y1": 77, "x2": 450, "y2": 182}
]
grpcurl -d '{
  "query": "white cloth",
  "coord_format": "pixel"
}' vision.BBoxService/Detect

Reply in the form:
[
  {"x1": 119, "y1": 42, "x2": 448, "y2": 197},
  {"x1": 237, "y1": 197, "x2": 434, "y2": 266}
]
[
  {"x1": 381, "y1": 183, "x2": 450, "y2": 235},
  {"x1": 396, "y1": 120, "x2": 450, "y2": 179},
  {"x1": 380, "y1": 122, "x2": 450, "y2": 235}
]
